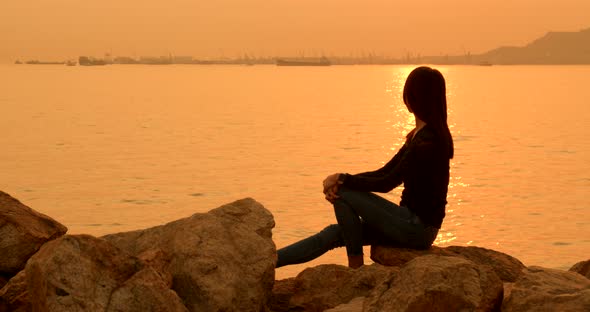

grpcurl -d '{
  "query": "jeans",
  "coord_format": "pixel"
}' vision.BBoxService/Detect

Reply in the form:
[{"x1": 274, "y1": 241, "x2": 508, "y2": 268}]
[{"x1": 276, "y1": 187, "x2": 439, "y2": 267}]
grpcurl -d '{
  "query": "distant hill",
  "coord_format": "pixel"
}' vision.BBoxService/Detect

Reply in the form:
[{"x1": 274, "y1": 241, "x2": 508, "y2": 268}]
[
  {"x1": 417, "y1": 27, "x2": 590, "y2": 65},
  {"x1": 474, "y1": 27, "x2": 590, "y2": 65}
]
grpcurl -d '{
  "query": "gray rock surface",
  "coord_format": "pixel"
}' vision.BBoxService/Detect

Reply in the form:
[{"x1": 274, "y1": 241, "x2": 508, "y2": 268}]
[
  {"x1": 103, "y1": 198, "x2": 276, "y2": 312},
  {"x1": 0, "y1": 191, "x2": 67, "y2": 276},
  {"x1": 364, "y1": 255, "x2": 504, "y2": 312},
  {"x1": 502, "y1": 266, "x2": 590, "y2": 312}
]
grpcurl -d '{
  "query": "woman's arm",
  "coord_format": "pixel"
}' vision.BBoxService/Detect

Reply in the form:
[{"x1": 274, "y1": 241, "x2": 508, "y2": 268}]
[
  {"x1": 322, "y1": 142, "x2": 409, "y2": 201},
  {"x1": 348, "y1": 130, "x2": 414, "y2": 179},
  {"x1": 340, "y1": 136, "x2": 438, "y2": 193},
  {"x1": 351, "y1": 143, "x2": 409, "y2": 179},
  {"x1": 339, "y1": 151, "x2": 409, "y2": 193}
]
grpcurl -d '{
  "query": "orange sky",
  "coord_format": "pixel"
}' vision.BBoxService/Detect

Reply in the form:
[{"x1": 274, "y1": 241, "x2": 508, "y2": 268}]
[{"x1": 1, "y1": 0, "x2": 589, "y2": 62}]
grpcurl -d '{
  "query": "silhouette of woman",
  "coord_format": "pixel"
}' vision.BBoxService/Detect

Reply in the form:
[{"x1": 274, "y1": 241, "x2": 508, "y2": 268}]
[{"x1": 277, "y1": 66, "x2": 454, "y2": 268}]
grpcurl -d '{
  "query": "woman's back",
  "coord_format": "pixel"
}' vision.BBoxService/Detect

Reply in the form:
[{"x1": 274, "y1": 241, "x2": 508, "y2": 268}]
[{"x1": 400, "y1": 124, "x2": 450, "y2": 228}]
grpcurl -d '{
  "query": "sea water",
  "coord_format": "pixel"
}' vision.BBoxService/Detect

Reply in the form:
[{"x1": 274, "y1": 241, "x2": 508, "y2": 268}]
[{"x1": 1, "y1": 64, "x2": 588, "y2": 279}]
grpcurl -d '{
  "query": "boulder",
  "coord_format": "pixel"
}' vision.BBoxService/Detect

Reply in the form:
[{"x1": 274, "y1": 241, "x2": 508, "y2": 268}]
[
  {"x1": 0, "y1": 191, "x2": 67, "y2": 276},
  {"x1": 270, "y1": 263, "x2": 397, "y2": 312},
  {"x1": 502, "y1": 266, "x2": 590, "y2": 312},
  {"x1": 25, "y1": 234, "x2": 187, "y2": 312},
  {"x1": 103, "y1": 198, "x2": 276, "y2": 312},
  {"x1": 364, "y1": 255, "x2": 504, "y2": 312},
  {"x1": 323, "y1": 296, "x2": 365, "y2": 312},
  {"x1": 371, "y1": 245, "x2": 525, "y2": 282},
  {"x1": 503, "y1": 282, "x2": 515, "y2": 303},
  {"x1": 444, "y1": 246, "x2": 526, "y2": 282},
  {"x1": 569, "y1": 259, "x2": 590, "y2": 279},
  {"x1": 0, "y1": 271, "x2": 29, "y2": 312},
  {"x1": 269, "y1": 277, "x2": 298, "y2": 311},
  {"x1": 370, "y1": 245, "x2": 449, "y2": 267},
  {"x1": 106, "y1": 266, "x2": 189, "y2": 311}
]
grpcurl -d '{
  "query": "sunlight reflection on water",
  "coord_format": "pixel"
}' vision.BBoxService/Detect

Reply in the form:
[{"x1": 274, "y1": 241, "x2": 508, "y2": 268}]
[{"x1": 1, "y1": 64, "x2": 589, "y2": 279}]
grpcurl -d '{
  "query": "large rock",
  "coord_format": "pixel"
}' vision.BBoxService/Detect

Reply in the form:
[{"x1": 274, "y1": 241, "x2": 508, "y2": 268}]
[
  {"x1": 269, "y1": 277, "x2": 298, "y2": 311},
  {"x1": 103, "y1": 198, "x2": 276, "y2": 312},
  {"x1": 270, "y1": 264, "x2": 396, "y2": 312},
  {"x1": 25, "y1": 234, "x2": 188, "y2": 312},
  {"x1": 0, "y1": 271, "x2": 29, "y2": 312},
  {"x1": 371, "y1": 245, "x2": 525, "y2": 282},
  {"x1": 370, "y1": 245, "x2": 449, "y2": 267},
  {"x1": 105, "y1": 266, "x2": 188, "y2": 311},
  {"x1": 324, "y1": 296, "x2": 365, "y2": 312},
  {"x1": 502, "y1": 266, "x2": 590, "y2": 312},
  {"x1": 364, "y1": 255, "x2": 504, "y2": 312},
  {"x1": 503, "y1": 282, "x2": 515, "y2": 303},
  {"x1": 0, "y1": 191, "x2": 67, "y2": 275},
  {"x1": 569, "y1": 259, "x2": 590, "y2": 279},
  {"x1": 0, "y1": 276, "x2": 6, "y2": 291},
  {"x1": 444, "y1": 246, "x2": 526, "y2": 282}
]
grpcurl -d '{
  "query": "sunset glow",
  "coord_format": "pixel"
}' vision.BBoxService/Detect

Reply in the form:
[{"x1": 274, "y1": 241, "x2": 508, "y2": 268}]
[{"x1": 2, "y1": 0, "x2": 589, "y2": 62}]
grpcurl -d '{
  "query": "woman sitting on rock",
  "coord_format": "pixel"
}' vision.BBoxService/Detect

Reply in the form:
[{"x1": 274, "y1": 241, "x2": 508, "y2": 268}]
[{"x1": 276, "y1": 66, "x2": 454, "y2": 269}]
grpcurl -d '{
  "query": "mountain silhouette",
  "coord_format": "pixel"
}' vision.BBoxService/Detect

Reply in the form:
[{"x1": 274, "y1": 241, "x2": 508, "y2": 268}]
[{"x1": 475, "y1": 27, "x2": 590, "y2": 64}]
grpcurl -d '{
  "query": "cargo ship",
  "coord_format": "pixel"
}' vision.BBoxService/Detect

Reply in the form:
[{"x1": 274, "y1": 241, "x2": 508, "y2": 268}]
[
  {"x1": 276, "y1": 57, "x2": 331, "y2": 66},
  {"x1": 78, "y1": 56, "x2": 107, "y2": 66},
  {"x1": 25, "y1": 60, "x2": 66, "y2": 65}
]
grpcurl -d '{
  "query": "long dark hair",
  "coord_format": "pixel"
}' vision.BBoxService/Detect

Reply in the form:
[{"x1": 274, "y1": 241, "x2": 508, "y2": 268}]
[{"x1": 403, "y1": 66, "x2": 454, "y2": 159}]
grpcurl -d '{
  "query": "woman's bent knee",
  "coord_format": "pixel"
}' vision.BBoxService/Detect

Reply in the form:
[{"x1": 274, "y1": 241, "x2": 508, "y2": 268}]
[{"x1": 335, "y1": 187, "x2": 368, "y2": 203}]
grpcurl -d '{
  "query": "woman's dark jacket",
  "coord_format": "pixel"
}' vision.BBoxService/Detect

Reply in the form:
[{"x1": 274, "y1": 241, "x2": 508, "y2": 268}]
[{"x1": 339, "y1": 124, "x2": 450, "y2": 228}]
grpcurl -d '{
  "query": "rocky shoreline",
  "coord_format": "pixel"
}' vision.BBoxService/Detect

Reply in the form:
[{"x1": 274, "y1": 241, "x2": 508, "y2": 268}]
[{"x1": 1, "y1": 190, "x2": 589, "y2": 311}]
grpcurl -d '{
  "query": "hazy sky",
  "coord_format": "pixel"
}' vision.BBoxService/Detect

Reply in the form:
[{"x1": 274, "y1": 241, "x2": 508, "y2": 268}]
[{"x1": 1, "y1": 0, "x2": 589, "y2": 62}]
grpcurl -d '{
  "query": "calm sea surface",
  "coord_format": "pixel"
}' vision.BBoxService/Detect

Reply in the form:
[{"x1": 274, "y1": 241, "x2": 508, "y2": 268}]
[{"x1": 1, "y1": 64, "x2": 589, "y2": 279}]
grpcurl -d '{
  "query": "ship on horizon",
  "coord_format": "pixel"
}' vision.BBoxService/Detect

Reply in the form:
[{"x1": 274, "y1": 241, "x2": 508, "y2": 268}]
[
  {"x1": 79, "y1": 56, "x2": 108, "y2": 66},
  {"x1": 276, "y1": 56, "x2": 331, "y2": 66},
  {"x1": 24, "y1": 60, "x2": 65, "y2": 65}
]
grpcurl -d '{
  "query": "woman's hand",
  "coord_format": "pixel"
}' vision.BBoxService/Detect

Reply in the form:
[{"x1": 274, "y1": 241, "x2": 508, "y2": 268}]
[
  {"x1": 323, "y1": 173, "x2": 342, "y2": 203},
  {"x1": 323, "y1": 173, "x2": 340, "y2": 192},
  {"x1": 324, "y1": 185, "x2": 339, "y2": 203}
]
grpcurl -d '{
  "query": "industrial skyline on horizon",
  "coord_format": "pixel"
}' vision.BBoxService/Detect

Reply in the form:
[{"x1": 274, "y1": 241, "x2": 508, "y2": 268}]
[
  {"x1": 11, "y1": 26, "x2": 590, "y2": 66},
  {"x1": 2, "y1": 1, "x2": 590, "y2": 63}
]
